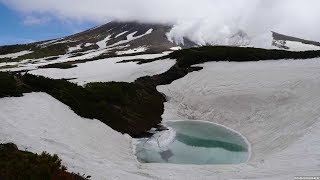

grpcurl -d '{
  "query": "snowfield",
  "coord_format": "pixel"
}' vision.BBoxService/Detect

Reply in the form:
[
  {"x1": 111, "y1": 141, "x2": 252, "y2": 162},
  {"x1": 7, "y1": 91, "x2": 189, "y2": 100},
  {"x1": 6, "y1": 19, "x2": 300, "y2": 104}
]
[
  {"x1": 0, "y1": 51, "x2": 170, "y2": 73},
  {"x1": 285, "y1": 41, "x2": 320, "y2": 51},
  {"x1": 0, "y1": 93, "x2": 143, "y2": 179},
  {"x1": 29, "y1": 54, "x2": 175, "y2": 85},
  {"x1": 157, "y1": 58, "x2": 320, "y2": 178},
  {"x1": 273, "y1": 40, "x2": 320, "y2": 51},
  {"x1": 0, "y1": 50, "x2": 33, "y2": 59},
  {"x1": 1, "y1": 58, "x2": 320, "y2": 179}
]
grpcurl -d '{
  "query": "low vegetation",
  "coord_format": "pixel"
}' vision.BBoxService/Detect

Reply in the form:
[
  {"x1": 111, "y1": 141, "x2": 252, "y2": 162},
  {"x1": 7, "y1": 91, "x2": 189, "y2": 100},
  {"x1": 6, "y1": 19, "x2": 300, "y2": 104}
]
[
  {"x1": 0, "y1": 44, "x2": 35, "y2": 55},
  {"x1": 2, "y1": 46, "x2": 320, "y2": 137},
  {"x1": 0, "y1": 43, "x2": 69, "y2": 63},
  {"x1": 13, "y1": 74, "x2": 164, "y2": 137},
  {"x1": 39, "y1": 63, "x2": 77, "y2": 69},
  {"x1": 36, "y1": 50, "x2": 162, "y2": 69},
  {"x1": 17, "y1": 44, "x2": 68, "y2": 61},
  {"x1": 169, "y1": 46, "x2": 320, "y2": 67},
  {"x1": 0, "y1": 72, "x2": 30, "y2": 97},
  {"x1": 1, "y1": 46, "x2": 320, "y2": 177},
  {"x1": 0, "y1": 143, "x2": 88, "y2": 180}
]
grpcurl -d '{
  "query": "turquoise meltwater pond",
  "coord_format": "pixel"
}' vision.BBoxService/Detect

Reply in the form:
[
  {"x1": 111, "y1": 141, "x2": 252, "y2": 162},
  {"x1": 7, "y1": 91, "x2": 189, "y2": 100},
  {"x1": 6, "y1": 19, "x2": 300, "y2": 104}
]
[{"x1": 135, "y1": 120, "x2": 250, "y2": 165}]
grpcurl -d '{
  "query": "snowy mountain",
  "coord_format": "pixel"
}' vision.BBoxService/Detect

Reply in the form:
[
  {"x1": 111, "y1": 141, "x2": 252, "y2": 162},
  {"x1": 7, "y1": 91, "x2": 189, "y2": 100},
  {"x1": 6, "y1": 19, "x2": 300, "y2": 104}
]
[
  {"x1": 1, "y1": 21, "x2": 319, "y2": 68},
  {"x1": 2, "y1": 21, "x2": 320, "y2": 179},
  {"x1": 0, "y1": 22, "x2": 194, "y2": 64},
  {"x1": 0, "y1": 21, "x2": 198, "y2": 73},
  {"x1": 272, "y1": 31, "x2": 320, "y2": 51}
]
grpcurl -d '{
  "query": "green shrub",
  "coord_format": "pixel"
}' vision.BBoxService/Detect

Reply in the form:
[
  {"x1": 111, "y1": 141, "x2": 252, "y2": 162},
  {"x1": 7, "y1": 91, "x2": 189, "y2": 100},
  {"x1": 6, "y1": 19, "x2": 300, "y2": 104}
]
[
  {"x1": 169, "y1": 46, "x2": 320, "y2": 67},
  {"x1": 0, "y1": 72, "x2": 29, "y2": 97},
  {"x1": 21, "y1": 74, "x2": 164, "y2": 137},
  {"x1": 17, "y1": 44, "x2": 68, "y2": 60},
  {"x1": 0, "y1": 143, "x2": 88, "y2": 180}
]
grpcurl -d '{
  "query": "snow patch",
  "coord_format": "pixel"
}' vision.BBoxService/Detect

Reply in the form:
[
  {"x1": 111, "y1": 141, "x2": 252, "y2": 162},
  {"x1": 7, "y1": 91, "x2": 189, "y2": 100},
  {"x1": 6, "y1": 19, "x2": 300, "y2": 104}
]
[
  {"x1": 96, "y1": 35, "x2": 112, "y2": 49},
  {"x1": 115, "y1": 31, "x2": 129, "y2": 38},
  {"x1": 68, "y1": 44, "x2": 82, "y2": 52},
  {"x1": 273, "y1": 40, "x2": 320, "y2": 51},
  {"x1": 116, "y1": 47, "x2": 147, "y2": 55},
  {"x1": 0, "y1": 50, "x2": 33, "y2": 59},
  {"x1": 30, "y1": 53, "x2": 175, "y2": 85},
  {"x1": 170, "y1": 46, "x2": 182, "y2": 51},
  {"x1": 107, "y1": 29, "x2": 153, "y2": 48},
  {"x1": 286, "y1": 41, "x2": 320, "y2": 51},
  {"x1": 84, "y1": 43, "x2": 93, "y2": 47},
  {"x1": 0, "y1": 93, "x2": 142, "y2": 179}
]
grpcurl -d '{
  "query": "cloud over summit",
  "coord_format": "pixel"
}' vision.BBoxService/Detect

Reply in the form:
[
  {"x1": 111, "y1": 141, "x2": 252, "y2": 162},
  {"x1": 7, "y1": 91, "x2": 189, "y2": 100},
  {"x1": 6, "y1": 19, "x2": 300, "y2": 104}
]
[{"x1": 1, "y1": 0, "x2": 320, "y2": 46}]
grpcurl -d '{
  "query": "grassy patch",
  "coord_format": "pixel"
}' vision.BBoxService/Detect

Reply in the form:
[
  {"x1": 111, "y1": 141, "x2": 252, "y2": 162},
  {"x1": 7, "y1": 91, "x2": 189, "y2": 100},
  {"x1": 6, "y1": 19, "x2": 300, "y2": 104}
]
[{"x1": 0, "y1": 143, "x2": 88, "y2": 180}]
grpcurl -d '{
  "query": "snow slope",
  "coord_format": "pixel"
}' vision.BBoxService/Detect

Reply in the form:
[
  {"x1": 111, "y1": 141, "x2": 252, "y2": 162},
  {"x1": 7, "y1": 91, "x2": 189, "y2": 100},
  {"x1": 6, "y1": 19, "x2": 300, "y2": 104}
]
[
  {"x1": 273, "y1": 40, "x2": 320, "y2": 51},
  {"x1": 0, "y1": 50, "x2": 33, "y2": 59},
  {"x1": 1, "y1": 58, "x2": 320, "y2": 179},
  {"x1": 30, "y1": 53, "x2": 174, "y2": 85},
  {"x1": 285, "y1": 41, "x2": 320, "y2": 51},
  {"x1": 158, "y1": 58, "x2": 320, "y2": 161},
  {"x1": 0, "y1": 93, "x2": 146, "y2": 180}
]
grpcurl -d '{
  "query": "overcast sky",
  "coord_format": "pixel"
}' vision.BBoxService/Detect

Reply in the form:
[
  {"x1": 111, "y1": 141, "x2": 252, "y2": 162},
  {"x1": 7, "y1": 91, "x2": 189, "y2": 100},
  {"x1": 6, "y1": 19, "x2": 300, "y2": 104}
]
[{"x1": 1, "y1": 0, "x2": 319, "y2": 46}]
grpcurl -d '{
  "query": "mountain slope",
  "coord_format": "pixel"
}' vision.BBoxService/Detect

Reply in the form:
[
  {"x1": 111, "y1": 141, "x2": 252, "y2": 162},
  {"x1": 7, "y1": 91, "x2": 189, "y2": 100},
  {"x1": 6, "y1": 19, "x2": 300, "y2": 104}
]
[
  {"x1": 1, "y1": 21, "x2": 320, "y2": 66},
  {"x1": 0, "y1": 22, "x2": 193, "y2": 64},
  {"x1": 272, "y1": 31, "x2": 320, "y2": 51}
]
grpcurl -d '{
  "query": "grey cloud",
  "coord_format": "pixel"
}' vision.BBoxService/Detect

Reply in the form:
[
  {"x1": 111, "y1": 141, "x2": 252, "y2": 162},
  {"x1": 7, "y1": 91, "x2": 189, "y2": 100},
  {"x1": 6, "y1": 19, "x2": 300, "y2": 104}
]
[{"x1": 1, "y1": 0, "x2": 320, "y2": 46}]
